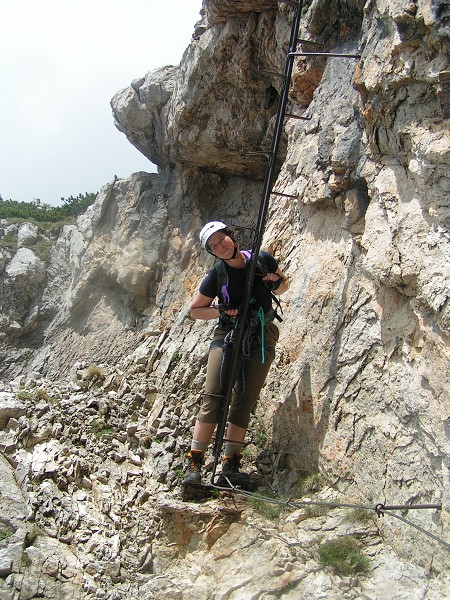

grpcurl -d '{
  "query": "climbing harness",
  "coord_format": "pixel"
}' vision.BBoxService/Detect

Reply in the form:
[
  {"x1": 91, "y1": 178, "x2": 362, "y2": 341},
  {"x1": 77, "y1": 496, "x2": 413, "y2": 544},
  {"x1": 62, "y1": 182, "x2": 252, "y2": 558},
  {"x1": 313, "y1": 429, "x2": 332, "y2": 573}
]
[{"x1": 242, "y1": 305, "x2": 266, "y2": 363}]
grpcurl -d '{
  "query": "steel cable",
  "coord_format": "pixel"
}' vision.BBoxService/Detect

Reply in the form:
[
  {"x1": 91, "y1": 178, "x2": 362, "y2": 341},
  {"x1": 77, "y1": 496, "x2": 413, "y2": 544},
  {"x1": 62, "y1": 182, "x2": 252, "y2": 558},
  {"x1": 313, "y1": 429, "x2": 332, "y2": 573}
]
[{"x1": 208, "y1": 478, "x2": 449, "y2": 552}]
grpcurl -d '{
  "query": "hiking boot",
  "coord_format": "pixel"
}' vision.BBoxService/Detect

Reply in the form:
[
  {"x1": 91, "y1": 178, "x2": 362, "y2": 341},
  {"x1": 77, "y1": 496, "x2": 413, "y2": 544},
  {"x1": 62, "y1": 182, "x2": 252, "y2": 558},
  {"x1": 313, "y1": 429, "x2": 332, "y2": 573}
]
[
  {"x1": 182, "y1": 450, "x2": 204, "y2": 486},
  {"x1": 216, "y1": 453, "x2": 250, "y2": 489}
]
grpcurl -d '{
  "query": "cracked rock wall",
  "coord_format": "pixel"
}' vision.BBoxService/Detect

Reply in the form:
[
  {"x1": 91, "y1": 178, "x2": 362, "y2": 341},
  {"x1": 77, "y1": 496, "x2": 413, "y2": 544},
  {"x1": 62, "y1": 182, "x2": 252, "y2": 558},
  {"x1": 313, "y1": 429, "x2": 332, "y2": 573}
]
[{"x1": 0, "y1": 0, "x2": 449, "y2": 597}]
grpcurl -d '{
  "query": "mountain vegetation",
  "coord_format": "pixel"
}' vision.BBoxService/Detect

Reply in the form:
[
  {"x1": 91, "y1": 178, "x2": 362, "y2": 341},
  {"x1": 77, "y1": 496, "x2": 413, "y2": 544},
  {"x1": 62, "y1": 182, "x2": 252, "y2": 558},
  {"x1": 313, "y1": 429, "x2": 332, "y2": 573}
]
[{"x1": 0, "y1": 193, "x2": 97, "y2": 225}]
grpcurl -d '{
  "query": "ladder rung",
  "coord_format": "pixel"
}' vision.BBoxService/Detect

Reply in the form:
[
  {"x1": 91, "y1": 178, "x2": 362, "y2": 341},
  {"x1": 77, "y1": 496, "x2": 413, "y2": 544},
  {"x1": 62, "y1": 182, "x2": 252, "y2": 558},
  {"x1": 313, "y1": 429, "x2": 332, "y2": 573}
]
[
  {"x1": 242, "y1": 151, "x2": 273, "y2": 157},
  {"x1": 220, "y1": 437, "x2": 248, "y2": 445},
  {"x1": 257, "y1": 66, "x2": 286, "y2": 78},
  {"x1": 285, "y1": 113, "x2": 311, "y2": 120},
  {"x1": 289, "y1": 51, "x2": 361, "y2": 59},
  {"x1": 297, "y1": 38, "x2": 324, "y2": 47},
  {"x1": 231, "y1": 224, "x2": 258, "y2": 233},
  {"x1": 271, "y1": 191, "x2": 298, "y2": 199}
]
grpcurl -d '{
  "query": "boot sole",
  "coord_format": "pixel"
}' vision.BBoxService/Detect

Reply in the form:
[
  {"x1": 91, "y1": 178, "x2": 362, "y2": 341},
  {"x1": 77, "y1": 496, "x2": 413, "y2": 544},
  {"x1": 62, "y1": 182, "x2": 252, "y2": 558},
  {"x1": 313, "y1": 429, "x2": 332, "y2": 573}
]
[{"x1": 181, "y1": 481, "x2": 219, "y2": 501}]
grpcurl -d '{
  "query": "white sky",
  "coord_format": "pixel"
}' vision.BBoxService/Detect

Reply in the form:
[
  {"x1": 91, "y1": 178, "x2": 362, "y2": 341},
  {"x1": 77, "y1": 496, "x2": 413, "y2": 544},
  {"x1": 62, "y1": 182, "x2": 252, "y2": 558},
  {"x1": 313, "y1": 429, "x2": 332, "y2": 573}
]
[{"x1": 0, "y1": 0, "x2": 202, "y2": 205}]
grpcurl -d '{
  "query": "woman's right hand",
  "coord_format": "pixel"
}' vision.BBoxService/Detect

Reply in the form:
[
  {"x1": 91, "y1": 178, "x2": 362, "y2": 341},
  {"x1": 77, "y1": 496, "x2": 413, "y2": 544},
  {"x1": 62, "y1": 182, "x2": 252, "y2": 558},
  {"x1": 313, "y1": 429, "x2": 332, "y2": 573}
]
[{"x1": 216, "y1": 303, "x2": 239, "y2": 317}]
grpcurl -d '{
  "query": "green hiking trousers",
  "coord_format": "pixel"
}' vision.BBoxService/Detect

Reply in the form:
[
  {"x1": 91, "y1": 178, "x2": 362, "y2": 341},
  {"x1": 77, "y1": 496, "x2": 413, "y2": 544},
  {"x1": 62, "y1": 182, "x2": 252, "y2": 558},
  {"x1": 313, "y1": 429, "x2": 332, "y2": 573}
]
[{"x1": 197, "y1": 321, "x2": 279, "y2": 429}]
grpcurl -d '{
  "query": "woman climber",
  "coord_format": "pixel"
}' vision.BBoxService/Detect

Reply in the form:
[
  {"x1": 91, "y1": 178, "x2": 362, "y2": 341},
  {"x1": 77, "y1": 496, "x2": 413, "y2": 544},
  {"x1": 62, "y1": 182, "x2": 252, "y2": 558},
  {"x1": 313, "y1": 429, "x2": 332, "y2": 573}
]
[{"x1": 183, "y1": 220, "x2": 289, "y2": 488}]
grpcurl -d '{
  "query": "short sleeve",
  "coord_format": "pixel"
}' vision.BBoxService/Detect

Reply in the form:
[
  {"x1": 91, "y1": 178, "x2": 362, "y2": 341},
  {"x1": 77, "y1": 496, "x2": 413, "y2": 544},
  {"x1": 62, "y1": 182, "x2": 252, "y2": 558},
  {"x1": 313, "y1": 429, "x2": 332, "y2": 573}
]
[
  {"x1": 261, "y1": 251, "x2": 278, "y2": 273},
  {"x1": 199, "y1": 268, "x2": 218, "y2": 299}
]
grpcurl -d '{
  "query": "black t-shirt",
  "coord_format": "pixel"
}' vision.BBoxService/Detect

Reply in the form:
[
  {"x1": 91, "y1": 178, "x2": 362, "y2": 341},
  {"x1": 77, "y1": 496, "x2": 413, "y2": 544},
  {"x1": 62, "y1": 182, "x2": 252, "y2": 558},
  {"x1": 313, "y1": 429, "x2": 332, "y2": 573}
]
[{"x1": 199, "y1": 250, "x2": 278, "y2": 314}]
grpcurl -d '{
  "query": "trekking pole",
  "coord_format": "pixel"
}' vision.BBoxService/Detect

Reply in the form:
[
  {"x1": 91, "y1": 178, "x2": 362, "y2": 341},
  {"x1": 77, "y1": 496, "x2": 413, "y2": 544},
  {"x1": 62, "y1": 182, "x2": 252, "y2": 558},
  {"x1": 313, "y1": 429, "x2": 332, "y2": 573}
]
[{"x1": 211, "y1": 0, "x2": 304, "y2": 483}]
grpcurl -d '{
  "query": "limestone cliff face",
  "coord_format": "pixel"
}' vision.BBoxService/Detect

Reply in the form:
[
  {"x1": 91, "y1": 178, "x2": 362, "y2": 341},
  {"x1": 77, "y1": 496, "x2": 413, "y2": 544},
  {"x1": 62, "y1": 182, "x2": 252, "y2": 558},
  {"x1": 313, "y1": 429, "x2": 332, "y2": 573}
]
[{"x1": 0, "y1": 0, "x2": 449, "y2": 597}]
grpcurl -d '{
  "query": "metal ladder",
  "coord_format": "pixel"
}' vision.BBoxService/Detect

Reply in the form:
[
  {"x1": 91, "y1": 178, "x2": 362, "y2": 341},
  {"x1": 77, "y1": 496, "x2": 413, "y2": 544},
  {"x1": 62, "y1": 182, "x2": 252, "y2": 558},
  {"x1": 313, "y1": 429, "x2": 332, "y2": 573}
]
[{"x1": 210, "y1": 0, "x2": 360, "y2": 483}]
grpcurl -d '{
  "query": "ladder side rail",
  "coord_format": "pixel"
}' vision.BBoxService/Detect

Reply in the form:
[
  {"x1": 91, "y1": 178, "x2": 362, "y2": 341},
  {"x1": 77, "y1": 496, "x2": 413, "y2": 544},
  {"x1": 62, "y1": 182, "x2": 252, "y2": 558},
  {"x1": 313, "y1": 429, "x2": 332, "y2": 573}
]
[{"x1": 210, "y1": 0, "x2": 304, "y2": 482}]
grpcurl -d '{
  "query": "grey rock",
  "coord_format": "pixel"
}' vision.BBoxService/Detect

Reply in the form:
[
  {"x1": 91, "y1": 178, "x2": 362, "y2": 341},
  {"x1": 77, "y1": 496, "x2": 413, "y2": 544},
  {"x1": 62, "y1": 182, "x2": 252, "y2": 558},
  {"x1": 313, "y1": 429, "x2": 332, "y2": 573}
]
[
  {"x1": 17, "y1": 223, "x2": 39, "y2": 248},
  {"x1": 0, "y1": 393, "x2": 26, "y2": 430},
  {"x1": 0, "y1": 1, "x2": 448, "y2": 598},
  {"x1": 5, "y1": 248, "x2": 45, "y2": 283}
]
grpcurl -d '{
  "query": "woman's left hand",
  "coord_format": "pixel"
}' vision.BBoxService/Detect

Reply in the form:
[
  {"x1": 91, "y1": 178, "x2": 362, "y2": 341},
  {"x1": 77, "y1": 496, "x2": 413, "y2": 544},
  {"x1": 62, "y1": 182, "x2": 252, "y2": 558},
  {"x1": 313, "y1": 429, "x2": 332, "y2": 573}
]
[
  {"x1": 262, "y1": 269, "x2": 289, "y2": 294},
  {"x1": 263, "y1": 272, "x2": 282, "y2": 284}
]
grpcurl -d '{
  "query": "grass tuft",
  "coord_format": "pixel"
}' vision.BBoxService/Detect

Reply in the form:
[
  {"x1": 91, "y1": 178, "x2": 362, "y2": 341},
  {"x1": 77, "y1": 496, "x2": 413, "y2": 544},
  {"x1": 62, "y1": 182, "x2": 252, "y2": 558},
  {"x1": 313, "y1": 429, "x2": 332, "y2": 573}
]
[
  {"x1": 344, "y1": 508, "x2": 374, "y2": 525},
  {"x1": 0, "y1": 531, "x2": 13, "y2": 542},
  {"x1": 318, "y1": 536, "x2": 370, "y2": 576},
  {"x1": 90, "y1": 419, "x2": 112, "y2": 438},
  {"x1": 298, "y1": 472, "x2": 327, "y2": 495},
  {"x1": 252, "y1": 418, "x2": 268, "y2": 449},
  {"x1": 250, "y1": 495, "x2": 283, "y2": 520}
]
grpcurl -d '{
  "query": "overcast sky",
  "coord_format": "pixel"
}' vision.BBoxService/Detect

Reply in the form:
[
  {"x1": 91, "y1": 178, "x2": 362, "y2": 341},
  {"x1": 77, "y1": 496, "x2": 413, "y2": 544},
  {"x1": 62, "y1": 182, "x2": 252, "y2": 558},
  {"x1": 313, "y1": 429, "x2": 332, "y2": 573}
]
[{"x1": 0, "y1": 0, "x2": 202, "y2": 205}]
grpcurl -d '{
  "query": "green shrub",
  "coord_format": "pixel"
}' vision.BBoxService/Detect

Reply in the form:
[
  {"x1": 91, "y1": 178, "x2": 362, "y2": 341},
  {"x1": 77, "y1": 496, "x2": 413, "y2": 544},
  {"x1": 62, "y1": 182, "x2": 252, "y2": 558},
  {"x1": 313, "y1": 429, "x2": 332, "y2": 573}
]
[
  {"x1": 174, "y1": 467, "x2": 185, "y2": 481},
  {"x1": 93, "y1": 428, "x2": 113, "y2": 438},
  {"x1": 35, "y1": 388, "x2": 49, "y2": 401},
  {"x1": 0, "y1": 193, "x2": 96, "y2": 223},
  {"x1": 301, "y1": 0, "x2": 313, "y2": 15},
  {"x1": 0, "y1": 193, "x2": 97, "y2": 262},
  {"x1": 304, "y1": 503, "x2": 331, "y2": 518},
  {"x1": 298, "y1": 472, "x2": 327, "y2": 495},
  {"x1": 252, "y1": 418, "x2": 268, "y2": 449},
  {"x1": 250, "y1": 495, "x2": 283, "y2": 520},
  {"x1": 16, "y1": 390, "x2": 34, "y2": 400},
  {"x1": 345, "y1": 508, "x2": 374, "y2": 525},
  {"x1": 90, "y1": 419, "x2": 112, "y2": 437},
  {"x1": 0, "y1": 232, "x2": 17, "y2": 252},
  {"x1": 24, "y1": 238, "x2": 53, "y2": 263},
  {"x1": 171, "y1": 348, "x2": 182, "y2": 362},
  {"x1": 318, "y1": 536, "x2": 370, "y2": 576}
]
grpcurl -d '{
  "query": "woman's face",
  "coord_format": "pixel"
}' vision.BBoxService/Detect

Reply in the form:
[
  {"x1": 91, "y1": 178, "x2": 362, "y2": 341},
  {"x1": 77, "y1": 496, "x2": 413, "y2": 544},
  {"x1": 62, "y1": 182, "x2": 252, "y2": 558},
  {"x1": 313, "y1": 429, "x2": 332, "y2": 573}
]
[{"x1": 208, "y1": 231, "x2": 235, "y2": 259}]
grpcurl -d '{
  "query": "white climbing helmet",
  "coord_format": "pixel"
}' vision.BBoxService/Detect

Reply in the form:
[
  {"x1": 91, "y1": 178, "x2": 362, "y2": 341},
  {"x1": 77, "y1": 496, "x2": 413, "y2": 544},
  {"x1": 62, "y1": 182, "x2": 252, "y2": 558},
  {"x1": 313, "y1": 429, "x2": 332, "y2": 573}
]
[{"x1": 199, "y1": 221, "x2": 228, "y2": 250}]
